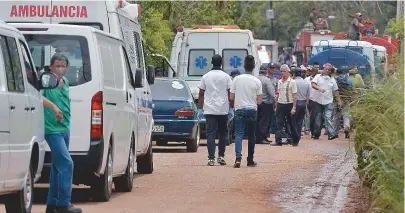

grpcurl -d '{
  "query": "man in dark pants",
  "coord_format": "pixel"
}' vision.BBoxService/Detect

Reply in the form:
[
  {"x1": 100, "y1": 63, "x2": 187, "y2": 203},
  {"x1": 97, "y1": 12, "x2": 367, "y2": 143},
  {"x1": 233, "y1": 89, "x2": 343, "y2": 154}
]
[
  {"x1": 305, "y1": 66, "x2": 319, "y2": 138},
  {"x1": 271, "y1": 64, "x2": 300, "y2": 146},
  {"x1": 197, "y1": 55, "x2": 233, "y2": 166},
  {"x1": 293, "y1": 68, "x2": 310, "y2": 145},
  {"x1": 230, "y1": 55, "x2": 262, "y2": 168},
  {"x1": 256, "y1": 64, "x2": 275, "y2": 144}
]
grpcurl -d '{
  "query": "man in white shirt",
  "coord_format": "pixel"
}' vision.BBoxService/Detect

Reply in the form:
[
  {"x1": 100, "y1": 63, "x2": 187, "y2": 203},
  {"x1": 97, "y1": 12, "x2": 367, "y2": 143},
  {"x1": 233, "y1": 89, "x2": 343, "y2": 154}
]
[
  {"x1": 311, "y1": 64, "x2": 342, "y2": 140},
  {"x1": 198, "y1": 54, "x2": 233, "y2": 166},
  {"x1": 230, "y1": 55, "x2": 262, "y2": 168},
  {"x1": 271, "y1": 64, "x2": 299, "y2": 146},
  {"x1": 304, "y1": 66, "x2": 319, "y2": 137}
]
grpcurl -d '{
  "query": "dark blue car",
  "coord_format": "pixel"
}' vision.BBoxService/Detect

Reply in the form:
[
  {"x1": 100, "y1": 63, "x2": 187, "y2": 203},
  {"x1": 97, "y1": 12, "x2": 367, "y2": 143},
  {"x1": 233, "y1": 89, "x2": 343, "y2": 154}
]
[{"x1": 150, "y1": 78, "x2": 200, "y2": 152}]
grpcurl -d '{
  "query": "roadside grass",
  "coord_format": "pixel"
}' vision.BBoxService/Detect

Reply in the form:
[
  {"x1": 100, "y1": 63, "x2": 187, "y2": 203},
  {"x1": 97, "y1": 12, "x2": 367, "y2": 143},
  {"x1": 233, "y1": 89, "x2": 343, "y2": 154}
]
[{"x1": 350, "y1": 61, "x2": 404, "y2": 213}]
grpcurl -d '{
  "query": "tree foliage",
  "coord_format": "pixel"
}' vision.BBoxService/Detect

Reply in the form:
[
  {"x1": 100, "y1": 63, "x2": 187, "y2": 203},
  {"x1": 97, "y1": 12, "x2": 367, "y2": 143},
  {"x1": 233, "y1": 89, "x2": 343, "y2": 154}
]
[{"x1": 136, "y1": 1, "x2": 398, "y2": 63}]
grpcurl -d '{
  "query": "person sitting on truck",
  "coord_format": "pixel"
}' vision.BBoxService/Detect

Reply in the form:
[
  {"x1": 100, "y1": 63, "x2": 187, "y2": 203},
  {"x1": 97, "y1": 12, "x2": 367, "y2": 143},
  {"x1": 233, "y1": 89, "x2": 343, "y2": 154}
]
[
  {"x1": 349, "y1": 13, "x2": 365, "y2": 40},
  {"x1": 309, "y1": 8, "x2": 318, "y2": 30}
]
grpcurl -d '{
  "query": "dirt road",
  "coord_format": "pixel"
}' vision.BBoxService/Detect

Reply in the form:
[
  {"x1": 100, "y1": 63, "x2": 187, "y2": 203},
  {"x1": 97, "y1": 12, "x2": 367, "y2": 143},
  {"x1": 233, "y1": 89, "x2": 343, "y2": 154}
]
[{"x1": 0, "y1": 134, "x2": 369, "y2": 213}]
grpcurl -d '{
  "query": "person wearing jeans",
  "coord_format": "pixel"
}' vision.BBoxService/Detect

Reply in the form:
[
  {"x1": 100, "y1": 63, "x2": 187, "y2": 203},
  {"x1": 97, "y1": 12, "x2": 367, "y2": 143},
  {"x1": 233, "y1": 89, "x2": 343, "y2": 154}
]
[
  {"x1": 271, "y1": 64, "x2": 299, "y2": 146},
  {"x1": 42, "y1": 54, "x2": 82, "y2": 213},
  {"x1": 230, "y1": 55, "x2": 262, "y2": 168},
  {"x1": 311, "y1": 63, "x2": 342, "y2": 140},
  {"x1": 197, "y1": 54, "x2": 233, "y2": 166}
]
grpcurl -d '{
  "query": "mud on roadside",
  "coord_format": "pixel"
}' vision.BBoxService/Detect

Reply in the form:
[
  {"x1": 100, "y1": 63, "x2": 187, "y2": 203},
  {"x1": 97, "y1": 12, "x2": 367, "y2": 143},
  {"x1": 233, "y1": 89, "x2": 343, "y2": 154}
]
[{"x1": 273, "y1": 138, "x2": 369, "y2": 213}]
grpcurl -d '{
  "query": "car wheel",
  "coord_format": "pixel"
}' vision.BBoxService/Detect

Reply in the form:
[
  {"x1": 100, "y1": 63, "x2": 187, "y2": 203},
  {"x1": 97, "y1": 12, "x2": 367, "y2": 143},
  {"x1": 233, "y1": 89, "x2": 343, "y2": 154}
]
[
  {"x1": 91, "y1": 145, "x2": 113, "y2": 202},
  {"x1": 114, "y1": 140, "x2": 135, "y2": 192},
  {"x1": 4, "y1": 163, "x2": 34, "y2": 213},
  {"x1": 186, "y1": 127, "x2": 200, "y2": 152},
  {"x1": 156, "y1": 140, "x2": 168, "y2": 146},
  {"x1": 137, "y1": 142, "x2": 154, "y2": 174}
]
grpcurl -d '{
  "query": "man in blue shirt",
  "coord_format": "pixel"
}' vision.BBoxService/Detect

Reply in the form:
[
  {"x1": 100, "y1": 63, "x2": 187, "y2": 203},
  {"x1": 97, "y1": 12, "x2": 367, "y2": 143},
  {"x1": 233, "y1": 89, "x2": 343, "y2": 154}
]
[{"x1": 334, "y1": 69, "x2": 353, "y2": 138}]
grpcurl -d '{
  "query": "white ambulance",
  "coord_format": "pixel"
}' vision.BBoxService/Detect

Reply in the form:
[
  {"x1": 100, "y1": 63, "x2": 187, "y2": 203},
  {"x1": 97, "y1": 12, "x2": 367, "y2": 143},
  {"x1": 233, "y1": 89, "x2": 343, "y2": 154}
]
[
  {"x1": 1, "y1": 0, "x2": 155, "y2": 202},
  {"x1": 175, "y1": 25, "x2": 260, "y2": 101}
]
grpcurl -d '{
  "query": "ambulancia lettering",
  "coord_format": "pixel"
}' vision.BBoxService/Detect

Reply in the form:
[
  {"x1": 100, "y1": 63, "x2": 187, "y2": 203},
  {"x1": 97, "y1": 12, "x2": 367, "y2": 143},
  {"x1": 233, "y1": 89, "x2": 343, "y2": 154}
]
[{"x1": 10, "y1": 5, "x2": 88, "y2": 18}]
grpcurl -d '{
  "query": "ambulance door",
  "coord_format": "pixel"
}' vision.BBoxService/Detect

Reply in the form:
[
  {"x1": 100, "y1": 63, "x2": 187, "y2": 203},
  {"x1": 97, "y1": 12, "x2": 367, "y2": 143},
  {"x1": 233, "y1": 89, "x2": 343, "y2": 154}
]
[
  {"x1": 184, "y1": 32, "x2": 218, "y2": 78},
  {"x1": 50, "y1": 0, "x2": 109, "y2": 31},
  {"x1": 2, "y1": 1, "x2": 51, "y2": 24},
  {"x1": 219, "y1": 32, "x2": 250, "y2": 74}
]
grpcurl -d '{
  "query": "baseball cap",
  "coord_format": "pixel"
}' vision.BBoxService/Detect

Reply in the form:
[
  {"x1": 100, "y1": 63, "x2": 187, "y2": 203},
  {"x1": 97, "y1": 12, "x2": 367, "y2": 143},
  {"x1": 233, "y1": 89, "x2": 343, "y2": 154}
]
[
  {"x1": 230, "y1": 70, "x2": 241, "y2": 76},
  {"x1": 268, "y1": 62, "x2": 276, "y2": 68},
  {"x1": 259, "y1": 64, "x2": 268, "y2": 71},
  {"x1": 294, "y1": 67, "x2": 303, "y2": 76}
]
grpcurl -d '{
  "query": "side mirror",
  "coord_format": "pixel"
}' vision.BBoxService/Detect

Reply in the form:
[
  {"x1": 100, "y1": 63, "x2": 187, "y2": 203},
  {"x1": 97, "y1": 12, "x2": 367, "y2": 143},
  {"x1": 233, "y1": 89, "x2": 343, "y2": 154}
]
[
  {"x1": 147, "y1": 65, "x2": 155, "y2": 85},
  {"x1": 134, "y1": 68, "x2": 143, "y2": 88},
  {"x1": 39, "y1": 72, "x2": 59, "y2": 90}
]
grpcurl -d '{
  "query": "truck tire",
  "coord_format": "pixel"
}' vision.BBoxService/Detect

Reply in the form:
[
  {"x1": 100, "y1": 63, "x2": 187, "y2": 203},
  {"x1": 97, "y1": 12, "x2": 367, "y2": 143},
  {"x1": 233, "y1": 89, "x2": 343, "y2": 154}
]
[
  {"x1": 4, "y1": 163, "x2": 34, "y2": 213},
  {"x1": 91, "y1": 145, "x2": 113, "y2": 202},
  {"x1": 186, "y1": 127, "x2": 200, "y2": 152},
  {"x1": 114, "y1": 141, "x2": 135, "y2": 192},
  {"x1": 137, "y1": 143, "x2": 153, "y2": 174}
]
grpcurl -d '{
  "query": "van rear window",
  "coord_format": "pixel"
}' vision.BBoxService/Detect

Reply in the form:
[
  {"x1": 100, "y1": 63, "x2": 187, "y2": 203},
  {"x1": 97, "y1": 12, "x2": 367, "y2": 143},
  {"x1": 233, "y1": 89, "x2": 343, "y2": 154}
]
[
  {"x1": 222, "y1": 49, "x2": 248, "y2": 74},
  {"x1": 187, "y1": 49, "x2": 214, "y2": 76},
  {"x1": 24, "y1": 34, "x2": 91, "y2": 86}
]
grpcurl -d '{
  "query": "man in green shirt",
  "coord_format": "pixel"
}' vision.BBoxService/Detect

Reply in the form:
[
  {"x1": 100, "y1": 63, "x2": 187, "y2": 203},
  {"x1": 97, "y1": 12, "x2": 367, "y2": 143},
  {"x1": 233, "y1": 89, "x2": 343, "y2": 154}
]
[{"x1": 42, "y1": 54, "x2": 82, "y2": 213}]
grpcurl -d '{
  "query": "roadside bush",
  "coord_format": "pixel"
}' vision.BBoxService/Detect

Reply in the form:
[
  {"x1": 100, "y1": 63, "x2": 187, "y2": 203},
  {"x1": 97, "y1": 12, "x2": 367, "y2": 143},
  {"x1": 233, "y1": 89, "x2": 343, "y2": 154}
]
[{"x1": 351, "y1": 60, "x2": 404, "y2": 212}]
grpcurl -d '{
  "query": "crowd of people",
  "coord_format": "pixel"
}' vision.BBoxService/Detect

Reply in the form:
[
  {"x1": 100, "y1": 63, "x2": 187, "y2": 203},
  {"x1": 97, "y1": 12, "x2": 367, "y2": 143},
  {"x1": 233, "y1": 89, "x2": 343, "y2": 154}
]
[{"x1": 197, "y1": 54, "x2": 361, "y2": 168}]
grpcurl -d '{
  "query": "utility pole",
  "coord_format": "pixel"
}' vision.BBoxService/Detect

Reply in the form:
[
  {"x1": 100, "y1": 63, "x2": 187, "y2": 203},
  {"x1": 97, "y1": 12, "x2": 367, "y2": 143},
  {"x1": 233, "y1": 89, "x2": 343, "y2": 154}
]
[{"x1": 269, "y1": 1, "x2": 274, "y2": 40}]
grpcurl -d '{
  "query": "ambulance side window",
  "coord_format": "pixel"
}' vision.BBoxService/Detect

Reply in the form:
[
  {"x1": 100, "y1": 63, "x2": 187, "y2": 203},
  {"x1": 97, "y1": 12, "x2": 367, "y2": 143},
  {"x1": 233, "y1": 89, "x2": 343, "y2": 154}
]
[{"x1": 133, "y1": 32, "x2": 144, "y2": 70}]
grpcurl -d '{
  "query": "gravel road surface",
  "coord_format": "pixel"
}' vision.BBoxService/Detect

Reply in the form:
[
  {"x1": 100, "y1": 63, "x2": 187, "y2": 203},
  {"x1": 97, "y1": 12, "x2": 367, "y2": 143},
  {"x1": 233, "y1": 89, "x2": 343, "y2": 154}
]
[{"x1": 0, "y1": 134, "x2": 369, "y2": 213}]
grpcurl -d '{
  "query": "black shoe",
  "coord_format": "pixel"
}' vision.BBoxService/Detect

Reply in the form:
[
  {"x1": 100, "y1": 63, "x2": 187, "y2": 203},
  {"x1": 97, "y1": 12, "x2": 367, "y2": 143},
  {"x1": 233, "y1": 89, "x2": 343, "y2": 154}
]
[
  {"x1": 328, "y1": 135, "x2": 338, "y2": 140},
  {"x1": 57, "y1": 205, "x2": 82, "y2": 213},
  {"x1": 264, "y1": 138, "x2": 273, "y2": 142},
  {"x1": 234, "y1": 158, "x2": 241, "y2": 168},
  {"x1": 344, "y1": 131, "x2": 350, "y2": 139},
  {"x1": 46, "y1": 205, "x2": 57, "y2": 213},
  {"x1": 291, "y1": 142, "x2": 299, "y2": 147},
  {"x1": 256, "y1": 140, "x2": 270, "y2": 144},
  {"x1": 313, "y1": 137, "x2": 319, "y2": 140},
  {"x1": 270, "y1": 142, "x2": 282, "y2": 146},
  {"x1": 247, "y1": 158, "x2": 257, "y2": 167}
]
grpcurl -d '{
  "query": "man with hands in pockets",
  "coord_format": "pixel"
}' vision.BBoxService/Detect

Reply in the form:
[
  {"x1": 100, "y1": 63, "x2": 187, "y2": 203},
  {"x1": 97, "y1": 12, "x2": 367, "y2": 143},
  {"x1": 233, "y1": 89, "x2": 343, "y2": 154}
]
[{"x1": 197, "y1": 54, "x2": 234, "y2": 166}]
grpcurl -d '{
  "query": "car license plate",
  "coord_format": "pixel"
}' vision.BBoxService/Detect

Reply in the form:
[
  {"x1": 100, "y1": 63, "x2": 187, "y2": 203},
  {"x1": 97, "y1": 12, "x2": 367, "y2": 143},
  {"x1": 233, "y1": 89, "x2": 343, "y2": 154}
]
[{"x1": 152, "y1": 125, "x2": 164, "y2": 132}]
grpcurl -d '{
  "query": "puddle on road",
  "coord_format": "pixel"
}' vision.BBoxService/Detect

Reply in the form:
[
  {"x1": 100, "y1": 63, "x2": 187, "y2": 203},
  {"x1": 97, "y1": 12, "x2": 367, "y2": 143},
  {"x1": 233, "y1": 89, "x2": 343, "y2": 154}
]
[{"x1": 273, "y1": 144, "x2": 357, "y2": 213}]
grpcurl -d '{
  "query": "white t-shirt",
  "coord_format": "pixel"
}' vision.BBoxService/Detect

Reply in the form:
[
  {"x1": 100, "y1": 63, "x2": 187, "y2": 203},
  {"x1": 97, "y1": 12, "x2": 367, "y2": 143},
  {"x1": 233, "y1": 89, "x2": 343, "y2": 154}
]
[
  {"x1": 311, "y1": 74, "x2": 338, "y2": 105},
  {"x1": 277, "y1": 77, "x2": 297, "y2": 104},
  {"x1": 305, "y1": 76, "x2": 316, "y2": 100},
  {"x1": 230, "y1": 74, "x2": 262, "y2": 110},
  {"x1": 198, "y1": 70, "x2": 232, "y2": 115}
]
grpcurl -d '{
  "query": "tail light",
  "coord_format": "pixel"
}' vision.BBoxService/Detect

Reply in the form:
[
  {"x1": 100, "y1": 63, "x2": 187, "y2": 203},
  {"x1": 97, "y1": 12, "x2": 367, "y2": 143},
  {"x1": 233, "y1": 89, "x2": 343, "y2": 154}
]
[
  {"x1": 174, "y1": 106, "x2": 194, "y2": 117},
  {"x1": 91, "y1": 91, "x2": 103, "y2": 140}
]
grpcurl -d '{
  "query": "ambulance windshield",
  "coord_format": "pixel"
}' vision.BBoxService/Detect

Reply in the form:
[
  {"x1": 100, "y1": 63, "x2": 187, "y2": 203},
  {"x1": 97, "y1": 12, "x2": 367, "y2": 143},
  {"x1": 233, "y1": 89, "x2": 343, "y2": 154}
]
[{"x1": 24, "y1": 34, "x2": 91, "y2": 86}]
